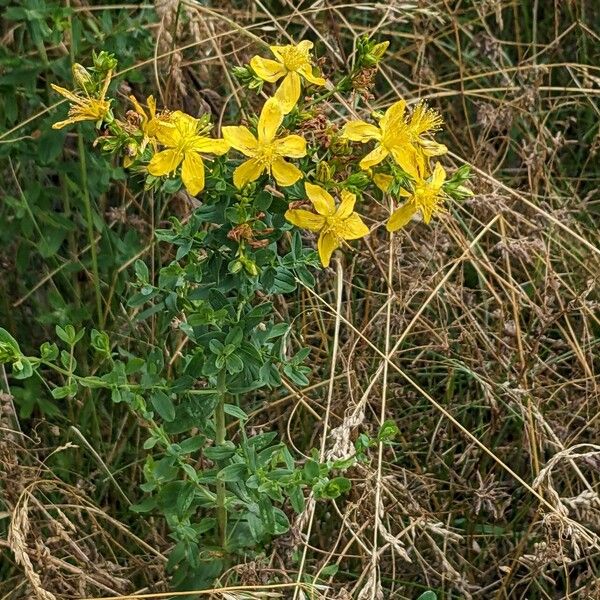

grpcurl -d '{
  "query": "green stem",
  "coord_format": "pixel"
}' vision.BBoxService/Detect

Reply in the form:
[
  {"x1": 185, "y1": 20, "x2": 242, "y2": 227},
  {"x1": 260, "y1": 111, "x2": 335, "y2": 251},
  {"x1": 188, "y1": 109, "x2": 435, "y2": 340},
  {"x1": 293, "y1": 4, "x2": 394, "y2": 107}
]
[
  {"x1": 215, "y1": 369, "x2": 228, "y2": 549},
  {"x1": 67, "y1": 0, "x2": 97, "y2": 327},
  {"x1": 77, "y1": 132, "x2": 104, "y2": 328}
]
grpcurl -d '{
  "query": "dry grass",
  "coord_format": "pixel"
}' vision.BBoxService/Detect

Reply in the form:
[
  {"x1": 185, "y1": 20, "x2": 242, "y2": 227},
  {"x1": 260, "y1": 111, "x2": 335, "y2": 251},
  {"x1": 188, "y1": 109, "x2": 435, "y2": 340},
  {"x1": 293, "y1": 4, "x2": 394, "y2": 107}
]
[{"x1": 2, "y1": 0, "x2": 600, "y2": 599}]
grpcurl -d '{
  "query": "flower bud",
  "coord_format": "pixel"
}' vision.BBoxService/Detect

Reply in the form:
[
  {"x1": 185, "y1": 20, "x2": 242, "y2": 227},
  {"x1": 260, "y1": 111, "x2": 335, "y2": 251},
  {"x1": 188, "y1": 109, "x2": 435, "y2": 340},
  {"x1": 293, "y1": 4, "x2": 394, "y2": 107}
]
[
  {"x1": 232, "y1": 66, "x2": 251, "y2": 81},
  {"x1": 0, "y1": 341, "x2": 17, "y2": 363},
  {"x1": 228, "y1": 260, "x2": 243, "y2": 274},
  {"x1": 316, "y1": 161, "x2": 333, "y2": 183},
  {"x1": 370, "y1": 41, "x2": 389, "y2": 61},
  {"x1": 345, "y1": 171, "x2": 370, "y2": 188},
  {"x1": 93, "y1": 50, "x2": 118, "y2": 73},
  {"x1": 357, "y1": 36, "x2": 390, "y2": 67},
  {"x1": 72, "y1": 63, "x2": 93, "y2": 92},
  {"x1": 239, "y1": 256, "x2": 259, "y2": 276}
]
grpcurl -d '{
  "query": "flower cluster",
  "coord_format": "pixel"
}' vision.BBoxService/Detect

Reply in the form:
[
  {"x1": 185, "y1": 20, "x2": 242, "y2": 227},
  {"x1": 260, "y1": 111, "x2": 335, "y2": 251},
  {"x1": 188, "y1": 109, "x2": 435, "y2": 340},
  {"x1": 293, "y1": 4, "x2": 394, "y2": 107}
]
[{"x1": 51, "y1": 43, "x2": 470, "y2": 267}]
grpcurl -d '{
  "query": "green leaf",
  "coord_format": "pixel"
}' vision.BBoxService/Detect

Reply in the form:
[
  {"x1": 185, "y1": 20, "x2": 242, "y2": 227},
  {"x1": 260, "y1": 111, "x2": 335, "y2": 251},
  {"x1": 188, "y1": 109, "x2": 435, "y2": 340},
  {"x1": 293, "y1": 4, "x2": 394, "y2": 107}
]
[
  {"x1": 288, "y1": 485, "x2": 305, "y2": 513},
  {"x1": 204, "y1": 442, "x2": 236, "y2": 461},
  {"x1": 283, "y1": 363, "x2": 310, "y2": 387},
  {"x1": 79, "y1": 376, "x2": 108, "y2": 389},
  {"x1": 0, "y1": 328, "x2": 21, "y2": 362},
  {"x1": 223, "y1": 403, "x2": 248, "y2": 421},
  {"x1": 12, "y1": 357, "x2": 34, "y2": 380},
  {"x1": 417, "y1": 593, "x2": 437, "y2": 600},
  {"x1": 266, "y1": 322, "x2": 289, "y2": 340},
  {"x1": 179, "y1": 436, "x2": 206, "y2": 454},
  {"x1": 51, "y1": 382, "x2": 77, "y2": 399},
  {"x1": 130, "y1": 496, "x2": 157, "y2": 514},
  {"x1": 225, "y1": 326, "x2": 243, "y2": 347},
  {"x1": 40, "y1": 342, "x2": 59, "y2": 361},
  {"x1": 150, "y1": 391, "x2": 176, "y2": 422},
  {"x1": 226, "y1": 353, "x2": 244, "y2": 374},
  {"x1": 271, "y1": 507, "x2": 290, "y2": 534},
  {"x1": 320, "y1": 564, "x2": 339, "y2": 577},
  {"x1": 378, "y1": 419, "x2": 399, "y2": 443},
  {"x1": 134, "y1": 259, "x2": 149, "y2": 283},
  {"x1": 181, "y1": 463, "x2": 199, "y2": 482},
  {"x1": 209, "y1": 339, "x2": 224, "y2": 355},
  {"x1": 55, "y1": 324, "x2": 75, "y2": 345},
  {"x1": 217, "y1": 463, "x2": 247, "y2": 482},
  {"x1": 319, "y1": 477, "x2": 351, "y2": 500},
  {"x1": 292, "y1": 230, "x2": 303, "y2": 259},
  {"x1": 143, "y1": 436, "x2": 158, "y2": 450},
  {"x1": 303, "y1": 459, "x2": 320, "y2": 482}
]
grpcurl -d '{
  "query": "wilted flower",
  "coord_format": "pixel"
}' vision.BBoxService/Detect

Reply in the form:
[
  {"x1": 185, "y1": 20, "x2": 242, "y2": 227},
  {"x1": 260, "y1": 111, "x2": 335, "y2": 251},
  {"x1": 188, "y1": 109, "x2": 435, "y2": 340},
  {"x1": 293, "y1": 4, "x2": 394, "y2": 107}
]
[
  {"x1": 285, "y1": 183, "x2": 369, "y2": 267},
  {"x1": 223, "y1": 98, "x2": 306, "y2": 189},
  {"x1": 51, "y1": 71, "x2": 112, "y2": 130}
]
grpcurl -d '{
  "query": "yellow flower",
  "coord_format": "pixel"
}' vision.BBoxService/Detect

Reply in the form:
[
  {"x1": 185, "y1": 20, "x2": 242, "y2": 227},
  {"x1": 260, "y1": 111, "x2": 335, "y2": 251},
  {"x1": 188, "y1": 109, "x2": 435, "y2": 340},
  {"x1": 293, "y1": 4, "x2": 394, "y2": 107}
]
[
  {"x1": 222, "y1": 98, "x2": 306, "y2": 190},
  {"x1": 341, "y1": 100, "x2": 446, "y2": 175},
  {"x1": 285, "y1": 183, "x2": 369, "y2": 267},
  {"x1": 386, "y1": 163, "x2": 446, "y2": 232},
  {"x1": 407, "y1": 102, "x2": 448, "y2": 158},
  {"x1": 250, "y1": 41, "x2": 326, "y2": 113},
  {"x1": 129, "y1": 95, "x2": 168, "y2": 151},
  {"x1": 51, "y1": 71, "x2": 111, "y2": 130},
  {"x1": 147, "y1": 111, "x2": 230, "y2": 196}
]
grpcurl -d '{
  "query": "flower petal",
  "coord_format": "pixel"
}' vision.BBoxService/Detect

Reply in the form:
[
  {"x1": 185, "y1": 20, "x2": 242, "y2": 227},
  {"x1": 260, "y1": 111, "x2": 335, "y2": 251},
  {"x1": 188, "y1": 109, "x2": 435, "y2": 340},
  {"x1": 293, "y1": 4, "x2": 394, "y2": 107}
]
[
  {"x1": 342, "y1": 120, "x2": 381, "y2": 142},
  {"x1": 147, "y1": 95, "x2": 156, "y2": 119},
  {"x1": 250, "y1": 56, "x2": 286, "y2": 82},
  {"x1": 233, "y1": 158, "x2": 264, "y2": 189},
  {"x1": 296, "y1": 40, "x2": 314, "y2": 53},
  {"x1": 51, "y1": 84, "x2": 85, "y2": 105},
  {"x1": 317, "y1": 231, "x2": 339, "y2": 268},
  {"x1": 388, "y1": 145, "x2": 420, "y2": 178},
  {"x1": 269, "y1": 45, "x2": 287, "y2": 63},
  {"x1": 373, "y1": 173, "x2": 393, "y2": 193},
  {"x1": 170, "y1": 111, "x2": 199, "y2": 138},
  {"x1": 335, "y1": 189, "x2": 356, "y2": 220},
  {"x1": 258, "y1": 97, "x2": 284, "y2": 143},
  {"x1": 222, "y1": 126, "x2": 259, "y2": 157},
  {"x1": 420, "y1": 139, "x2": 448, "y2": 157},
  {"x1": 129, "y1": 95, "x2": 147, "y2": 121},
  {"x1": 274, "y1": 72, "x2": 301, "y2": 114},
  {"x1": 305, "y1": 182, "x2": 335, "y2": 216},
  {"x1": 181, "y1": 152, "x2": 205, "y2": 196},
  {"x1": 359, "y1": 144, "x2": 389, "y2": 169},
  {"x1": 298, "y1": 64, "x2": 326, "y2": 86},
  {"x1": 154, "y1": 118, "x2": 182, "y2": 147},
  {"x1": 339, "y1": 213, "x2": 369, "y2": 240},
  {"x1": 431, "y1": 162, "x2": 446, "y2": 189},
  {"x1": 387, "y1": 202, "x2": 417, "y2": 232},
  {"x1": 380, "y1": 99, "x2": 407, "y2": 131},
  {"x1": 285, "y1": 209, "x2": 326, "y2": 232},
  {"x1": 148, "y1": 148, "x2": 182, "y2": 176},
  {"x1": 271, "y1": 157, "x2": 302, "y2": 187},
  {"x1": 191, "y1": 136, "x2": 230, "y2": 156},
  {"x1": 52, "y1": 115, "x2": 89, "y2": 129},
  {"x1": 275, "y1": 134, "x2": 307, "y2": 158}
]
